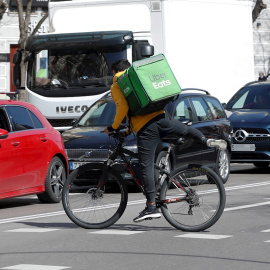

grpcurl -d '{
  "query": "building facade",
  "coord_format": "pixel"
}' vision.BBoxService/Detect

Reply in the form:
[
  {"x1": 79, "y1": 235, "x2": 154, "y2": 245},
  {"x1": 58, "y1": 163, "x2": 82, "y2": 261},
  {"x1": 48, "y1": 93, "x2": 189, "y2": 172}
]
[{"x1": 0, "y1": 0, "x2": 49, "y2": 94}]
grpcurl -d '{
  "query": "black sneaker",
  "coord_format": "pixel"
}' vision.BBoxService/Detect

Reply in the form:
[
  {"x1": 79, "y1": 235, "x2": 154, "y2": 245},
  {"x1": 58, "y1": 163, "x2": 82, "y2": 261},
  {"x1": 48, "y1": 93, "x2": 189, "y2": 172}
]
[
  {"x1": 133, "y1": 207, "x2": 161, "y2": 222},
  {"x1": 206, "y1": 139, "x2": 227, "y2": 150}
]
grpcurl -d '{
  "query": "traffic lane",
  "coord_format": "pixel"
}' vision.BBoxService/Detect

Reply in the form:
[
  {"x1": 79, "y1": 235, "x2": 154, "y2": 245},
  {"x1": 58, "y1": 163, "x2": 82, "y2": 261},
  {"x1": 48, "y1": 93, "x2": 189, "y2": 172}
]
[
  {"x1": 1, "y1": 193, "x2": 270, "y2": 267},
  {"x1": 0, "y1": 163, "x2": 268, "y2": 222},
  {"x1": 1, "y1": 185, "x2": 270, "y2": 270}
]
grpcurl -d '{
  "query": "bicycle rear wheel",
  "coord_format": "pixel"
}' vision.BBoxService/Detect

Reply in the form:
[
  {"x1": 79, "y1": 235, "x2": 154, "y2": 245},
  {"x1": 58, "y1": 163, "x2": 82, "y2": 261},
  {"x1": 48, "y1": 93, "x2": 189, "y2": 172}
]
[
  {"x1": 160, "y1": 164, "x2": 226, "y2": 232},
  {"x1": 62, "y1": 163, "x2": 128, "y2": 229}
]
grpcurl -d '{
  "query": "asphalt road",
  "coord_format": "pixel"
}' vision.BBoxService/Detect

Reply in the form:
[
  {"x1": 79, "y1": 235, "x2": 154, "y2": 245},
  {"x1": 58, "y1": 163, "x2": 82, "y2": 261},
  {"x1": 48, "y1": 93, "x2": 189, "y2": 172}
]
[{"x1": 1, "y1": 164, "x2": 270, "y2": 270}]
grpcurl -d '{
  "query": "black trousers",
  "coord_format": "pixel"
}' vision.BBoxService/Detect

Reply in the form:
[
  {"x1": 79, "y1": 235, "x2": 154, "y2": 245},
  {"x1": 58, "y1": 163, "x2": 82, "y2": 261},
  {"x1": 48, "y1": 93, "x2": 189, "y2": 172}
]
[{"x1": 137, "y1": 113, "x2": 205, "y2": 203}]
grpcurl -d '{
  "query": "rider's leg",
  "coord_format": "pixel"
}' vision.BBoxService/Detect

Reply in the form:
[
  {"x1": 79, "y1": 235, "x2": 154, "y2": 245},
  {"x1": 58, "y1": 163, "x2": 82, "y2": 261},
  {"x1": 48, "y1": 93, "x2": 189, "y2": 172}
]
[
  {"x1": 134, "y1": 115, "x2": 163, "y2": 222},
  {"x1": 158, "y1": 116, "x2": 227, "y2": 149}
]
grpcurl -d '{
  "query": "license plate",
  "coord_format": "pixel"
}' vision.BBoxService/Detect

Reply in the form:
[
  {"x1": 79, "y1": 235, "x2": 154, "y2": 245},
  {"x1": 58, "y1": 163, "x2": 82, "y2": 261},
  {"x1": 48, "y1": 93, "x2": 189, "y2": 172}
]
[
  {"x1": 69, "y1": 162, "x2": 89, "y2": 170},
  {"x1": 232, "y1": 144, "x2": 255, "y2": 151}
]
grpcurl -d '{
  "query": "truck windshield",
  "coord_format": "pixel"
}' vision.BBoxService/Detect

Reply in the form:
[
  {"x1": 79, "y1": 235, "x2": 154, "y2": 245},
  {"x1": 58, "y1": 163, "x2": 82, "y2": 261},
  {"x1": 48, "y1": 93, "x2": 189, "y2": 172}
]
[{"x1": 30, "y1": 47, "x2": 127, "y2": 94}]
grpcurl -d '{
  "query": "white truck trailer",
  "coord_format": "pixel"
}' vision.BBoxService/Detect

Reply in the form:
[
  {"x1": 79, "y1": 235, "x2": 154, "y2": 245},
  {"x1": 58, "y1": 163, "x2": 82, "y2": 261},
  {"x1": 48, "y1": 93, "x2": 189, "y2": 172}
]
[{"x1": 13, "y1": 0, "x2": 254, "y2": 130}]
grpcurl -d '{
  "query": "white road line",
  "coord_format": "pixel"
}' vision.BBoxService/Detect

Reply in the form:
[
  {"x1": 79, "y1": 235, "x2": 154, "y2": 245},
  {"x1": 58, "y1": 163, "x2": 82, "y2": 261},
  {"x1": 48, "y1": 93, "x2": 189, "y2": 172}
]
[
  {"x1": 0, "y1": 264, "x2": 71, "y2": 270},
  {"x1": 89, "y1": 229, "x2": 146, "y2": 235},
  {"x1": 0, "y1": 181, "x2": 269, "y2": 225},
  {"x1": 4, "y1": 228, "x2": 60, "y2": 233},
  {"x1": 0, "y1": 200, "x2": 146, "y2": 224},
  {"x1": 261, "y1": 229, "x2": 270, "y2": 232},
  {"x1": 175, "y1": 233, "x2": 232, "y2": 239},
  {"x1": 224, "y1": 201, "x2": 270, "y2": 212}
]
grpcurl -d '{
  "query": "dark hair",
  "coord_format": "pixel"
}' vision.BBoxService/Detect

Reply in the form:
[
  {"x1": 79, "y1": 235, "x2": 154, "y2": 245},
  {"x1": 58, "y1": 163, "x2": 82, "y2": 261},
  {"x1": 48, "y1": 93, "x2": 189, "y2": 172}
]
[{"x1": 111, "y1": 59, "x2": 131, "y2": 72}]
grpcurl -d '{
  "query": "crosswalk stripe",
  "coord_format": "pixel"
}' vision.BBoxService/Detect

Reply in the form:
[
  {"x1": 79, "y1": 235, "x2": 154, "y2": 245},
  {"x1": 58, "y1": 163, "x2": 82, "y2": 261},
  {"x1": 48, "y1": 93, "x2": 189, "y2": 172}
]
[
  {"x1": 4, "y1": 228, "x2": 60, "y2": 233},
  {"x1": 0, "y1": 264, "x2": 71, "y2": 270},
  {"x1": 90, "y1": 229, "x2": 146, "y2": 235},
  {"x1": 175, "y1": 233, "x2": 232, "y2": 239}
]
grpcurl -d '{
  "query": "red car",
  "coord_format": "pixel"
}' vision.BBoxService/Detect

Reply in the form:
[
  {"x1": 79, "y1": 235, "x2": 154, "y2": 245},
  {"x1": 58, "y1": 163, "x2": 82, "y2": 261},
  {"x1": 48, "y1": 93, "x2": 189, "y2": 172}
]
[{"x1": 0, "y1": 100, "x2": 68, "y2": 203}]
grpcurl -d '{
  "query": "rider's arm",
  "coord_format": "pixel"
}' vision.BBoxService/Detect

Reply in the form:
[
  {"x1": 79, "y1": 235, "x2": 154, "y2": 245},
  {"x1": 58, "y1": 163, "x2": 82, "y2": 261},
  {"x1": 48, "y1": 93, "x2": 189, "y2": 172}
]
[{"x1": 107, "y1": 75, "x2": 129, "y2": 131}]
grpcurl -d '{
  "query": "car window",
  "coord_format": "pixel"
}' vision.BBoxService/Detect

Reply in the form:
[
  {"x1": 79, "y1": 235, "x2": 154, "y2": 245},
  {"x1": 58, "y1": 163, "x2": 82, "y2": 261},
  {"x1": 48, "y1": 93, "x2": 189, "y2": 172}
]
[
  {"x1": 0, "y1": 108, "x2": 10, "y2": 132},
  {"x1": 204, "y1": 97, "x2": 226, "y2": 119},
  {"x1": 190, "y1": 97, "x2": 212, "y2": 122},
  {"x1": 6, "y1": 106, "x2": 35, "y2": 131},
  {"x1": 29, "y1": 110, "x2": 44, "y2": 129},
  {"x1": 173, "y1": 98, "x2": 194, "y2": 122}
]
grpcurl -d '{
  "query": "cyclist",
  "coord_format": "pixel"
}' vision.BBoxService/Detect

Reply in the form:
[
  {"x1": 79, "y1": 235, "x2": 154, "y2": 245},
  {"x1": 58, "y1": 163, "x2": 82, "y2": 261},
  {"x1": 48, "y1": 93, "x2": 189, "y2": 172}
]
[{"x1": 104, "y1": 59, "x2": 227, "y2": 222}]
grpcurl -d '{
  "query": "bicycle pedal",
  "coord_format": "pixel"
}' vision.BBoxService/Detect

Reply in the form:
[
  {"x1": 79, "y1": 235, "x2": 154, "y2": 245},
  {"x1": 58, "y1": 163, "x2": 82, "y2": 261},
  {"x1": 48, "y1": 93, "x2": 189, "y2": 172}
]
[{"x1": 145, "y1": 217, "x2": 152, "y2": 221}]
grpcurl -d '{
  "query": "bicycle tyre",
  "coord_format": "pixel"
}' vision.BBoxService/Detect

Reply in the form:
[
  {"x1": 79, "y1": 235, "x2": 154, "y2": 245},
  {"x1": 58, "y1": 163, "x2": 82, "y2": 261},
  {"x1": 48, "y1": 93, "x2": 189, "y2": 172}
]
[
  {"x1": 160, "y1": 164, "x2": 226, "y2": 232},
  {"x1": 62, "y1": 163, "x2": 128, "y2": 229}
]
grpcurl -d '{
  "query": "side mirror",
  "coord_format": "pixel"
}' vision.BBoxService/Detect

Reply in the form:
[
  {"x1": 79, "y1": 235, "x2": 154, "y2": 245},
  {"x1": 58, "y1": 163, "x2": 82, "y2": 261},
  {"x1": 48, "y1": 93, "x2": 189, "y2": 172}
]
[
  {"x1": 0, "y1": 128, "x2": 8, "y2": 139},
  {"x1": 12, "y1": 51, "x2": 22, "y2": 64},
  {"x1": 141, "y1": 44, "x2": 154, "y2": 58},
  {"x1": 12, "y1": 50, "x2": 22, "y2": 88},
  {"x1": 13, "y1": 64, "x2": 21, "y2": 88}
]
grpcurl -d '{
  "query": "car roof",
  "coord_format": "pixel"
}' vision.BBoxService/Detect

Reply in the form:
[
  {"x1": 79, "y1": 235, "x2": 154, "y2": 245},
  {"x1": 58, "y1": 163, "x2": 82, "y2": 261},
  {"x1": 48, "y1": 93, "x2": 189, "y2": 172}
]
[
  {"x1": 0, "y1": 100, "x2": 31, "y2": 106},
  {"x1": 101, "y1": 88, "x2": 218, "y2": 102},
  {"x1": 242, "y1": 81, "x2": 270, "y2": 88}
]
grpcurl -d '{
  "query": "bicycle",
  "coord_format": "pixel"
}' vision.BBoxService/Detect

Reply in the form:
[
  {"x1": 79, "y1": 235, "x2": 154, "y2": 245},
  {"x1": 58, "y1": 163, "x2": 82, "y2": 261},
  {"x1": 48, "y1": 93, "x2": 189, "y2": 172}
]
[{"x1": 62, "y1": 129, "x2": 226, "y2": 232}]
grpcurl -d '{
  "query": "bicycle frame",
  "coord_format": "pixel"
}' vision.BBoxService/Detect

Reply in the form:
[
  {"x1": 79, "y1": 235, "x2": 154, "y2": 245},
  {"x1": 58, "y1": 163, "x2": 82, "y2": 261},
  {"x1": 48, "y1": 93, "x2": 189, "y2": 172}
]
[{"x1": 97, "y1": 132, "x2": 190, "y2": 207}]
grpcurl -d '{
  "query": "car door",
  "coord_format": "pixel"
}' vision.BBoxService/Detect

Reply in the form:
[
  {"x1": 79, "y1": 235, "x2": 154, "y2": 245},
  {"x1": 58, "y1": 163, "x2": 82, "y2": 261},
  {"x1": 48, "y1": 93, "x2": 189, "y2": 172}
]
[
  {"x1": 5, "y1": 105, "x2": 52, "y2": 190},
  {"x1": 190, "y1": 96, "x2": 219, "y2": 164},
  {"x1": 171, "y1": 98, "x2": 202, "y2": 165},
  {"x1": 0, "y1": 107, "x2": 24, "y2": 194}
]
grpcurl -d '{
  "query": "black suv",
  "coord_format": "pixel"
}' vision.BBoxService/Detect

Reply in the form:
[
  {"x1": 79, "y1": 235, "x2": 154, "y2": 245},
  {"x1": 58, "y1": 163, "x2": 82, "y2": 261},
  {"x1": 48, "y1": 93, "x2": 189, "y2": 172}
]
[
  {"x1": 225, "y1": 81, "x2": 270, "y2": 167},
  {"x1": 62, "y1": 89, "x2": 233, "y2": 183}
]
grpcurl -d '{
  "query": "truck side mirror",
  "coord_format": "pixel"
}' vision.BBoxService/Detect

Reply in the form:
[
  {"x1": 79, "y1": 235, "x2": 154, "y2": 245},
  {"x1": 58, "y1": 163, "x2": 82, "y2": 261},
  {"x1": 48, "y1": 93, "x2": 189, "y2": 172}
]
[
  {"x1": 12, "y1": 50, "x2": 22, "y2": 88},
  {"x1": 13, "y1": 64, "x2": 21, "y2": 88},
  {"x1": 13, "y1": 51, "x2": 22, "y2": 65},
  {"x1": 141, "y1": 44, "x2": 154, "y2": 58}
]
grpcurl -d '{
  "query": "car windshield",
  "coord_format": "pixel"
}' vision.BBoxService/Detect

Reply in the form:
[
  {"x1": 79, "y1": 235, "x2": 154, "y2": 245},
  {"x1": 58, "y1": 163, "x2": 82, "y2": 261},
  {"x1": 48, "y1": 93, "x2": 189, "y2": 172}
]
[
  {"x1": 226, "y1": 85, "x2": 270, "y2": 109},
  {"x1": 77, "y1": 99, "x2": 117, "y2": 127}
]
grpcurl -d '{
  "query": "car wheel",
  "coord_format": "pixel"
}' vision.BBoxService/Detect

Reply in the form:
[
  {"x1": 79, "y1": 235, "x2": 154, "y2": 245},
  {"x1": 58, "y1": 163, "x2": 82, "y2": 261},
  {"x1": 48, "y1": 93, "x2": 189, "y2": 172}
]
[
  {"x1": 37, "y1": 156, "x2": 66, "y2": 203},
  {"x1": 253, "y1": 162, "x2": 270, "y2": 168},
  {"x1": 214, "y1": 149, "x2": 230, "y2": 184},
  {"x1": 155, "y1": 151, "x2": 172, "y2": 188}
]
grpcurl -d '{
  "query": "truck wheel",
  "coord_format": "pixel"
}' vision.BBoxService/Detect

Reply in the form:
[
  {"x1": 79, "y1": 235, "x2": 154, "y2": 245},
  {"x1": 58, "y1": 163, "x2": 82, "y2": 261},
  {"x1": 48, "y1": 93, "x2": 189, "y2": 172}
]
[{"x1": 37, "y1": 157, "x2": 66, "y2": 203}]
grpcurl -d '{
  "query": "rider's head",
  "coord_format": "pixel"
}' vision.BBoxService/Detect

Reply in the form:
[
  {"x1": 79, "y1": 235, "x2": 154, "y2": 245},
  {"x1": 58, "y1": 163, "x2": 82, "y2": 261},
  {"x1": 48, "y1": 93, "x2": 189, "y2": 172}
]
[{"x1": 111, "y1": 59, "x2": 131, "y2": 75}]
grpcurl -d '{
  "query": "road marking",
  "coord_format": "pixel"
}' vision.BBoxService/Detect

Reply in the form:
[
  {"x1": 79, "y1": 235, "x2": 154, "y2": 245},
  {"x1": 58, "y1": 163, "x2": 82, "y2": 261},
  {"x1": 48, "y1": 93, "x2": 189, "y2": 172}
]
[
  {"x1": 0, "y1": 264, "x2": 71, "y2": 270},
  {"x1": 0, "y1": 181, "x2": 270, "y2": 225},
  {"x1": 224, "y1": 201, "x2": 270, "y2": 212},
  {"x1": 261, "y1": 229, "x2": 270, "y2": 232},
  {"x1": 175, "y1": 233, "x2": 232, "y2": 239},
  {"x1": 4, "y1": 228, "x2": 60, "y2": 233},
  {"x1": 225, "y1": 181, "x2": 270, "y2": 191},
  {"x1": 90, "y1": 229, "x2": 146, "y2": 235}
]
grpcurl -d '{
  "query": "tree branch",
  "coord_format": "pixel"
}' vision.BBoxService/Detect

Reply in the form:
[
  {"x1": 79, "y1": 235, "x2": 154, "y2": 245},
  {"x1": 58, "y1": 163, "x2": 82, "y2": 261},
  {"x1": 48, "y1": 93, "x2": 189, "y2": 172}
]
[
  {"x1": 0, "y1": 1, "x2": 7, "y2": 21},
  {"x1": 31, "y1": 11, "x2": 48, "y2": 36},
  {"x1": 253, "y1": 0, "x2": 267, "y2": 23}
]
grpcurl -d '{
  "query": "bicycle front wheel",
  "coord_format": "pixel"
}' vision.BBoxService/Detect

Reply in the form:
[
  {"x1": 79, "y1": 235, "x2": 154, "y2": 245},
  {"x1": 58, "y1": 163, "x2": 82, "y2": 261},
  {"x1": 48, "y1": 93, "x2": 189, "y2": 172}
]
[
  {"x1": 160, "y1": 164, "x2": 226, "y2": 232},
  {"x1": 62, "y1": 163, "x2": 128, "y2": 229}
]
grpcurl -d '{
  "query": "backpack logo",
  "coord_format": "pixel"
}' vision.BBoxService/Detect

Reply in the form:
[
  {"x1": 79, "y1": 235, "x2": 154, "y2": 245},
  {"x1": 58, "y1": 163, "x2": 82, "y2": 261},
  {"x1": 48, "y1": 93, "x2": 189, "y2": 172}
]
[
  {"x1": 148, "y1": 73, "x2": 171, "y2": 89},
  {"x1": 124, "y1": 87, "x2": 130, "y2": 94}
]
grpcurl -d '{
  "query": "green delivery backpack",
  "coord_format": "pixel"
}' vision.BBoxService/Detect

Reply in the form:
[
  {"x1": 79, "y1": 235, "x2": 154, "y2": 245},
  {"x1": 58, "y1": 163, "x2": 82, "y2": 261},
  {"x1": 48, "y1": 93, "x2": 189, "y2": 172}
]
[{"x1": 117, "y1": 54, "x2": 181, "y2": 116}]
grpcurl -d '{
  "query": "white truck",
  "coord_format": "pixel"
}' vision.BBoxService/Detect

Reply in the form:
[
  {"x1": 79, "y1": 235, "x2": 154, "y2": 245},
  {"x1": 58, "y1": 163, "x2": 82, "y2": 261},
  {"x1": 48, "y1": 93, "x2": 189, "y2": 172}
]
[{"x1": 13, "y1": 0, "x2": 254, "y2": 130}]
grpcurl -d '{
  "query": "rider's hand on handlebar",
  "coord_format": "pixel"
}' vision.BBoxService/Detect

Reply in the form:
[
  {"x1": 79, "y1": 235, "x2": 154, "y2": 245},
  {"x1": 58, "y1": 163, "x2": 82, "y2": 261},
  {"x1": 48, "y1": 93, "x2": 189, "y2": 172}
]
[{"x1": 104, "y1": 125, "x2": 114, "y2": 135}]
